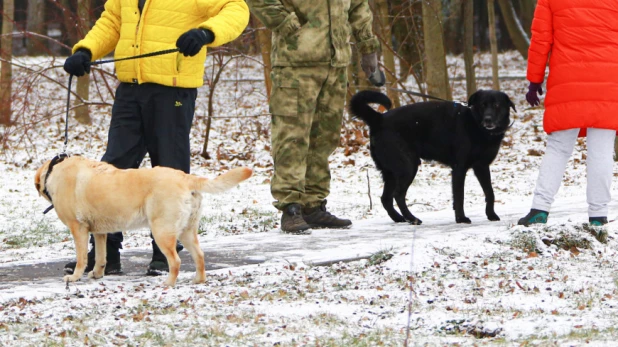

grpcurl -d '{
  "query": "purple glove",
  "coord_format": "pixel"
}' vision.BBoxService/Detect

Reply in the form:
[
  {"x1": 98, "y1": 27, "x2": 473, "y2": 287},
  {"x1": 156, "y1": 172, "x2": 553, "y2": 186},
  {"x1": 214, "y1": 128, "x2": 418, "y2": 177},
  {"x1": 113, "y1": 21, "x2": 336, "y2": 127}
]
[{"x1": 526, "y1": 82, "x2": 543, "y2": 107}]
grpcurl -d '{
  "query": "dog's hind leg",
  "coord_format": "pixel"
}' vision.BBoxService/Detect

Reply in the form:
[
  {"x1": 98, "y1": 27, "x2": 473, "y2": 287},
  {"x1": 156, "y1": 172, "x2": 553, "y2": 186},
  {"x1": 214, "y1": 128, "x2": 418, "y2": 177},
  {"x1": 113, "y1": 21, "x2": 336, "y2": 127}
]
[
  {"x1": 178, "y1": 227, "x2": 206, "y2": 284},
  {"x1": 381, "y1": 172, "x2": 406, "y2": 223},
  {"x1": 63, "y1": 221, "x2": 89, "y2": 283},
  {"x1": 151, "y1": 226, "x2": 181, "y2": 287},
  {"x1": 473, "y1": 163, "x2": 500, "y2": 221},
  {"x1": 394, "y1": 173, "x2": 422, "y2": 225},
  {"x1": 89, "y1": 233, "x2": 107, "y2": 279}
]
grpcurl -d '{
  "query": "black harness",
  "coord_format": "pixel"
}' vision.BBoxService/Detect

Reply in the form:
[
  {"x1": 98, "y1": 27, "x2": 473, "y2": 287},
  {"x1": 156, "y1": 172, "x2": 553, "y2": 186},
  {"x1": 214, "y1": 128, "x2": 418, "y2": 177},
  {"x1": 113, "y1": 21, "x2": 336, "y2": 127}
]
[{"x1": 42, "y1": 153, "x2": 69, "y2": 214}]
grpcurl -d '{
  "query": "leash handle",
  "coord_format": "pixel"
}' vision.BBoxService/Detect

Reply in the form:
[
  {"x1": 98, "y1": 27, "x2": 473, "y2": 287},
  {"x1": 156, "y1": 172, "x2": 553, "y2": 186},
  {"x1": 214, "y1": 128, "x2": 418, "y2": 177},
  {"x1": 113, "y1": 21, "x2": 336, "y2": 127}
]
[{"x1": 86, "y1": 48, "x2": 179, "y2": 66}]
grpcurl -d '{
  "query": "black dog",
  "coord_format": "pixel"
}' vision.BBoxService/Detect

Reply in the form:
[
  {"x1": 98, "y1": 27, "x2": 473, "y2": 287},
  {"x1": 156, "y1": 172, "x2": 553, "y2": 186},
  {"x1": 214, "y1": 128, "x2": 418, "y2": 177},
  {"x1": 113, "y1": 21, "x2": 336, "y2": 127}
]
[{"x1": 349, "y1": 90, "x2": 515, "y2": 224}]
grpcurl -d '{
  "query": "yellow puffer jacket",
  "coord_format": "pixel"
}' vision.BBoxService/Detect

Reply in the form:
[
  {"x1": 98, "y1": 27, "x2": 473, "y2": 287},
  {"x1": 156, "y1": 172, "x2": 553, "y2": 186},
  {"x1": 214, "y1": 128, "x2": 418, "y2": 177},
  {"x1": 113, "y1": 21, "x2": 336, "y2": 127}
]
[{"x1": 73, "y1": 0, "x2": 249, "y2": 88}]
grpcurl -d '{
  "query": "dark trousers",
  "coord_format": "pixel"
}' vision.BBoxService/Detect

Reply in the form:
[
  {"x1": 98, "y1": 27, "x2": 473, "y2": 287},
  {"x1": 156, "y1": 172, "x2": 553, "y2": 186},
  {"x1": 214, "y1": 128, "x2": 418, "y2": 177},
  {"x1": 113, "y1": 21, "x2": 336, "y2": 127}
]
[{"x1": 96, "y1": 82, "x2": 197, "y2": 246}]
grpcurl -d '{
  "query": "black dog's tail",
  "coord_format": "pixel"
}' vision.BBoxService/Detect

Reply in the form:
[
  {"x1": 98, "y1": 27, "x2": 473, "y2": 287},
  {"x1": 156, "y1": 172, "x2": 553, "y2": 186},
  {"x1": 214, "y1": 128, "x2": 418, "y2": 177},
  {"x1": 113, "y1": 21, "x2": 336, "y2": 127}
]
[{"x1": 349, "y1": 90, "x2": 392, "y2": 129}]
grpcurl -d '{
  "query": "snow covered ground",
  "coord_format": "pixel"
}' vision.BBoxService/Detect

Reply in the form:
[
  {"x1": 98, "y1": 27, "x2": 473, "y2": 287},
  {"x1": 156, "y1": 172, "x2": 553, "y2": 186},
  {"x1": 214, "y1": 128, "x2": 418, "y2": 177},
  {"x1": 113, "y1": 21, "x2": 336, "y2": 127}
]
[{"x1": 1, "y1": 52, "x2": 618, "y2": 346}]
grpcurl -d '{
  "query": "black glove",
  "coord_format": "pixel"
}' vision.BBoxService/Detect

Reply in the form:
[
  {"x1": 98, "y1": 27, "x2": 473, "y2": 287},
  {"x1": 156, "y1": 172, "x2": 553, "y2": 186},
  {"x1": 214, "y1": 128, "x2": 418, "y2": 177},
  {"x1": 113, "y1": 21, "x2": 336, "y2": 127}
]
[
  {"x1": 176, "y1": 29, "x2": 215, "y2": 57},
  {"x1": 63, "y1": 49, "x2": 92, "y2": 77}
]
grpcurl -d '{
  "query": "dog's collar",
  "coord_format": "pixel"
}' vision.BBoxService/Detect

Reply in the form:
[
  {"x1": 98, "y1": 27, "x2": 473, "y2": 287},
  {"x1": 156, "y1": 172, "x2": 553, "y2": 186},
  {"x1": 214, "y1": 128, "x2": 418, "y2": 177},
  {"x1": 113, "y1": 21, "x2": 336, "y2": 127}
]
[{"x1": 42, "y1": 153, "x2": 69, "y2": 214}]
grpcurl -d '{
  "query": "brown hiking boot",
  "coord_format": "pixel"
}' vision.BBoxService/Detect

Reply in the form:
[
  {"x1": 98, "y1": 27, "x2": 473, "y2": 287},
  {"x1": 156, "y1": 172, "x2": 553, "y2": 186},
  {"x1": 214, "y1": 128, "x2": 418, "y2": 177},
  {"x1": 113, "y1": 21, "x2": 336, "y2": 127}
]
[
  {"x1": 281, "y1": 203, "x2": 312, "y2": 234},
  {"x1": 302, "y1": 200, "x2": 352, "y2": 229}
]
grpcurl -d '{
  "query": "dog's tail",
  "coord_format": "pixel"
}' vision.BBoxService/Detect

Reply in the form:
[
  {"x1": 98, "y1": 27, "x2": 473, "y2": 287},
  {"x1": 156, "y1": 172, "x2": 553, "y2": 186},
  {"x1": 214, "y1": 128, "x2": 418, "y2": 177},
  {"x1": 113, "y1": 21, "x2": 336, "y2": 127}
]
[
  {"x1": 349, "y1": 90, "x2": 392, "y2": 129},
  {"x1": 190, "y1": 167, "x2": 253, "y2": 194}
]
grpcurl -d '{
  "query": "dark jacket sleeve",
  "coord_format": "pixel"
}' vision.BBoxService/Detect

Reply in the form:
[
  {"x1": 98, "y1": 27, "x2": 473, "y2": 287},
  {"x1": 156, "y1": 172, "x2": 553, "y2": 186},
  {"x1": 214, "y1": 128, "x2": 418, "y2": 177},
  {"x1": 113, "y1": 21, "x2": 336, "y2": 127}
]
[{"x1": 245, "y1": 0, "x2": 301, "y2": 37}]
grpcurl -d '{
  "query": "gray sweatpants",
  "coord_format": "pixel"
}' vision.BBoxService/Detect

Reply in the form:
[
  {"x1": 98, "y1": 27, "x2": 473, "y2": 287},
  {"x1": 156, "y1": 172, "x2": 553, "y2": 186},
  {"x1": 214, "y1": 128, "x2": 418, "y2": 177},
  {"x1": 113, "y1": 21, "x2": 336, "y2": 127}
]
[{"x1": 531, "y1": 128, "x2": 615, "y2": 217}]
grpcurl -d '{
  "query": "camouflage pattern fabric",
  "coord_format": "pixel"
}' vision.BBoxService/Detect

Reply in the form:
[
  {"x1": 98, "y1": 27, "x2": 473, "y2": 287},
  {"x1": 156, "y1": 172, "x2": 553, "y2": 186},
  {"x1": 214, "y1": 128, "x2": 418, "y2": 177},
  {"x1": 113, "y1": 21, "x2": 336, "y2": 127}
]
[
  {"x1": 246, "y1": 0, "x2": 379, "y2": 67},
  {"x1": 269, "y1": 66, "x2": 347, "y2": 210}
]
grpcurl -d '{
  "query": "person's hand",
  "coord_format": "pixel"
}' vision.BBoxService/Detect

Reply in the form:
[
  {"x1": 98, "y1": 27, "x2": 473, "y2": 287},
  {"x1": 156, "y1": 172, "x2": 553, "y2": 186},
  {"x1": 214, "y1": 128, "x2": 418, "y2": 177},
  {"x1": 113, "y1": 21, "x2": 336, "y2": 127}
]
[
  {"x1": 176, "y1": 29, "x2": 215, "y2": 57},
  {"x1": 526, "y1": 82, "x2": 543, "y2": 107},
  {"x1": 360, "y1": 52, "x2": 378, "y2": 78},
  {"x1": 63, "y1": 49, "x2": 92, "y2": 77}
]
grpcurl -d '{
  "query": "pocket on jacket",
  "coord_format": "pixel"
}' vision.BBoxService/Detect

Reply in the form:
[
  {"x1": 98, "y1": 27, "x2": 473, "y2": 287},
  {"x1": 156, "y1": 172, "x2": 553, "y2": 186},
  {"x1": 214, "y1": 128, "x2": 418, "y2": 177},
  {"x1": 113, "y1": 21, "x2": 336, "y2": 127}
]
[
  {"x1": 269, "y1": 69, "x2": 299, "y2": 117},
  {"x1": 175, "y1": 53, "x2": 182, "y2": 73}
]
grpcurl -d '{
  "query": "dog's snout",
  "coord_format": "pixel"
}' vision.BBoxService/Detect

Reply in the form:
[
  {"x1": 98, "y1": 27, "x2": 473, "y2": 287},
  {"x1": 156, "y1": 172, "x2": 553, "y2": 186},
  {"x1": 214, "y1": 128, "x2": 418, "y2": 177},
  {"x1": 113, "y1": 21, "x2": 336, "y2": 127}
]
[{"x1": 482, "y1": 113, "x2": 497, "y2": 129}]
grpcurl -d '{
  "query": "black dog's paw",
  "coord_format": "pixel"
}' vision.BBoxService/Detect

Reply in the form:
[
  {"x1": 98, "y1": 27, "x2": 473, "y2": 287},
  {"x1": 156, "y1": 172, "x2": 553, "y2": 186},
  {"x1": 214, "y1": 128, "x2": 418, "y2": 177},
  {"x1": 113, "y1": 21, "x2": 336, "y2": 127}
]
[
  {"x1": 390, "y1": 214, "x2": 407, "y2": 223},
  {"x1": 487, "y1": 212, "x2": 500, "y2": 221},
  {"x1": 406, "y1": 217, "x2": 422, "y2": 225},
  {"x1": 456, "y1": 216, "x2": 472, "y2": 224}
]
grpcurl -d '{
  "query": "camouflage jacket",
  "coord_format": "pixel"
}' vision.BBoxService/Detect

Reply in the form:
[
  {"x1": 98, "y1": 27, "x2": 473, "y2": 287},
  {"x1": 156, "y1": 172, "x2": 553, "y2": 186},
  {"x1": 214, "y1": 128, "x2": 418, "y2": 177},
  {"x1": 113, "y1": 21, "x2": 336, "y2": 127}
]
[{"x1": 246, "y1": 0, "x2": 379, "y2": 67}]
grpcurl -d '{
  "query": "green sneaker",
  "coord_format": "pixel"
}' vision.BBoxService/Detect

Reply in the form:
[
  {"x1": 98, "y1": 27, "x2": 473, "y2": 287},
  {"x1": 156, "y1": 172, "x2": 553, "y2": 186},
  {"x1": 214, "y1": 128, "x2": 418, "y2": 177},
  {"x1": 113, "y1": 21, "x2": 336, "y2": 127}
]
[
  {"x1": 587, "y1": 217, "x2": 608, "y2": 243},
  {"x1": 518, "y1": 209, "x2": 548, "y2": 226},
  {"x1": 589, "y1": 217, "x2": 608, "y2": 226}
]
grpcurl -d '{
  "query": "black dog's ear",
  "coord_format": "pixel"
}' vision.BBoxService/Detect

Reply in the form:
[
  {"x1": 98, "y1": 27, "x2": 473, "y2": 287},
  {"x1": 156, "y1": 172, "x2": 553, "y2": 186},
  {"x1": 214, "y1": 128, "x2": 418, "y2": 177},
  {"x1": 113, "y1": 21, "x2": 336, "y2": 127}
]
[
  {"x1": 508, "y1": 96, "x2": 517, "y2": 113},
  {"x1": 468, "y1": 90, "x2": 481, "y2": 106}
]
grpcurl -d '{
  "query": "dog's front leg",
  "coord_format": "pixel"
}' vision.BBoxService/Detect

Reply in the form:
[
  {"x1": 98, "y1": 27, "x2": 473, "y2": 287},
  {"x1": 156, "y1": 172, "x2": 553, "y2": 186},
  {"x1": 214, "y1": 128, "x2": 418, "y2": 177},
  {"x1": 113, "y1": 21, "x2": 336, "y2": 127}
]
[
  {"x1": 63, "y1": 222, "x2": 89, "y2": 283},
  {"x1": 452, "y1": 166, "x2": 471, "y2": 224},
  {"x1": 89, "y1": 233, "x2": 107, "y2": 279},
  {"x1": 473, "y1": 163, "x2": 500, "y2": 221}
]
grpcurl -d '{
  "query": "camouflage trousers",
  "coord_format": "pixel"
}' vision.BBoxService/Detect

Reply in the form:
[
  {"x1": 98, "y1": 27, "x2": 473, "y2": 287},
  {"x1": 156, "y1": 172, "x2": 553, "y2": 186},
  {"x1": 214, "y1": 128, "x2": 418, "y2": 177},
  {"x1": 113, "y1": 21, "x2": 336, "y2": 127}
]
[{"x1": 269, "y1": 65, "x2": 348, "y2": 210}]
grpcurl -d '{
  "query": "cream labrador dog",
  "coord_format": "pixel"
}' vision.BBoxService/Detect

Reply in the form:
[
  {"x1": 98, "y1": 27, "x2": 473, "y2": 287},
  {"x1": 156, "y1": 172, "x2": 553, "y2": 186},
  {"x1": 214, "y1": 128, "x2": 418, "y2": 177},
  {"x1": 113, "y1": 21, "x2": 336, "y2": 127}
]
[{"x1": 34, "y1": 155, "x2": 252, "y2": 287}]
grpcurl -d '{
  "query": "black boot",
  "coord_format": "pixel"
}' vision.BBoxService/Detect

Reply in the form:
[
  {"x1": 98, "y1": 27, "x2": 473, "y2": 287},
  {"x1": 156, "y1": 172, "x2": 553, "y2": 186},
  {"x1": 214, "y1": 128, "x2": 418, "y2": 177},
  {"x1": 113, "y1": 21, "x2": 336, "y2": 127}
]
[
  {"x1": 302, "y1": 200, "x2": 352, "y2": 229},
  {"x1": 64, "y1": 240, "x2": 122, "y2": 275},
  {"x1": 147, "y1": 239, "x2": 184, "y2": 276},
  {"x1": 281, "y1": 203, "x2": 311, "y2": 234}
]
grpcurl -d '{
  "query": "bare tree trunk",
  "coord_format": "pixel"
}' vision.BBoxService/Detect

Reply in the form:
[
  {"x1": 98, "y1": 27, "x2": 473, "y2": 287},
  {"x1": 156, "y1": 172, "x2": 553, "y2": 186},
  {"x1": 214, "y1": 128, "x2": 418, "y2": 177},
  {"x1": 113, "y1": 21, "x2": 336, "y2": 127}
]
[
  {"x1": 462, "y1": 0, "x2": 476, "y2": 98},
  {"x1": 55, "y1": 0, "x2": 78, "y2": 45},
  {"x1": 0, "y1": 0, "x2": 14, "y2": 125},
  {"x1": 422, "y1": 0, "x2": 451, "y2": 100},
  {"x1": 74, "y1": 0, "x2": 91, "y2": 124},
  {"x1": 488, "y1": 0, "x2": 500, "y2": 90},
  {"x1": 519, "y1": 0, "x2": 537, "y2": 36},
  {"x1": 444, "y1": 0, "x2": 463, "y2": 55},
  {"x1": 374, "y1": 0, "x2": 400, "y2": 108},
  {"x1": 252, "y1": 15, "x2": 272, "y2": 100},
  {"x1": 390, "y1": 0, "x2": 423, "y2": 81},
  {"x1": 497, "y1": 0, "x2": 530, "y2": 59},
  {"x1": 26, "y1": 0, "x2": 46, "y2": 55}
]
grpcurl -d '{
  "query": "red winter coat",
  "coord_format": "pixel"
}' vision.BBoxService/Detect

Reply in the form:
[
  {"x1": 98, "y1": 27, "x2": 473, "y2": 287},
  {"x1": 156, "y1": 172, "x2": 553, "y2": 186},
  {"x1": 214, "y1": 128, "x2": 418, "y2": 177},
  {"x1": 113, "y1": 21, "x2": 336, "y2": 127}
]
[{"x1": 527, "y1": 0, "x2": 618, "y2": 135}]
